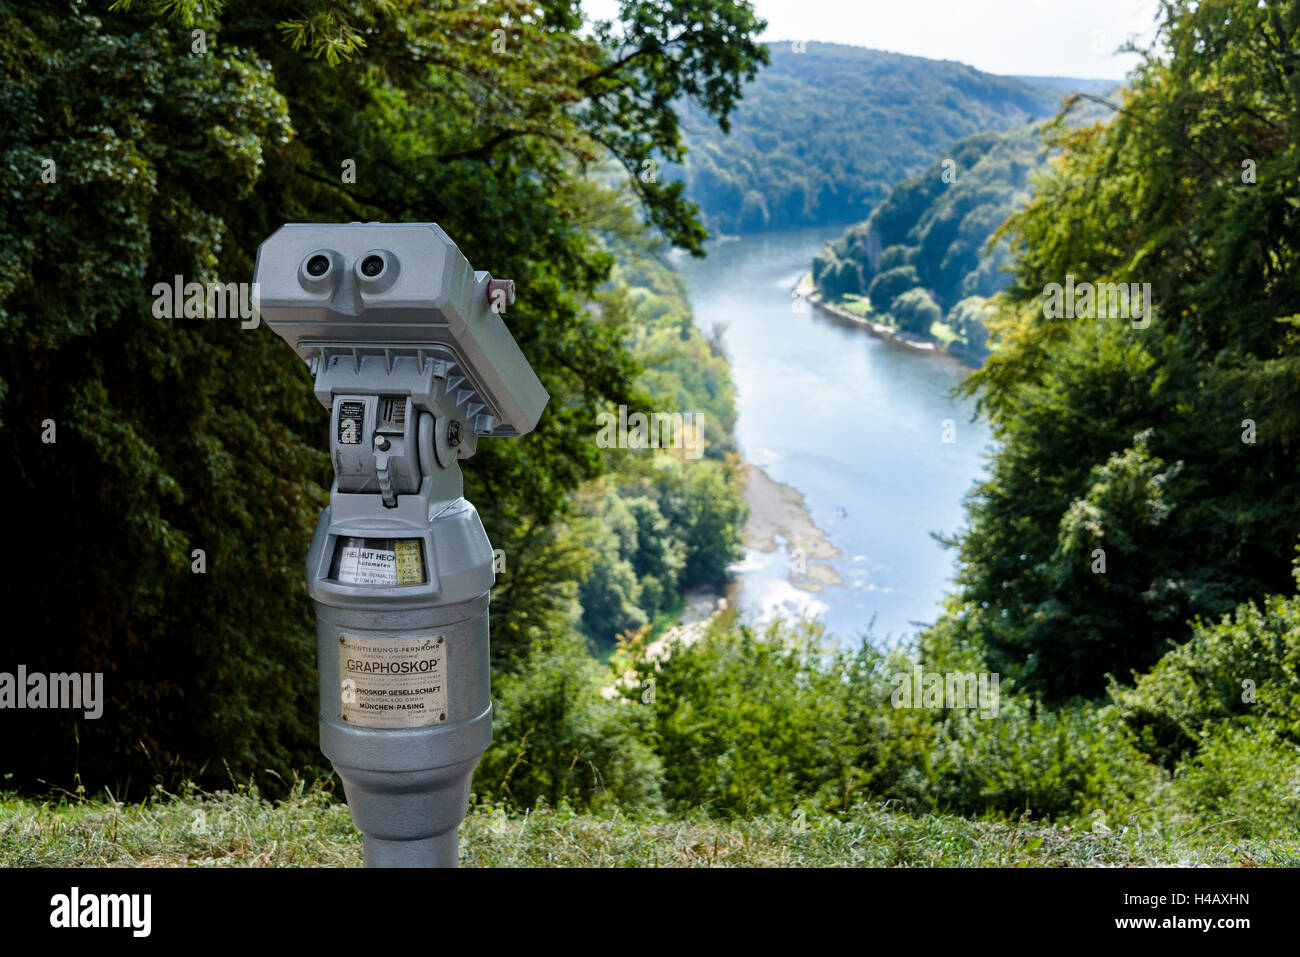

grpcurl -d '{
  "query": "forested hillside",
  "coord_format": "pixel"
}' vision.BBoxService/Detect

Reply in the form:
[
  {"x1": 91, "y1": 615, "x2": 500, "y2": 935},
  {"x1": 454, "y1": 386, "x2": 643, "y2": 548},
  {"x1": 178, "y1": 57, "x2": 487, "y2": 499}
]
[
  {"x1": 811, "y1": 123, "x2": 1041, "y2": 361},
  {"x1": 810, "y1": 98, "x2": 1118, "y2": 363},
  {"x1": 679, "y1": 42, "x2": 1074, "y2": 232},
  {"x1": 948, "y1": 0, "x2": 1300, "y2": 702},
  {"x1": 573, "y1": 231, "x2": 746, "y2": 648}
]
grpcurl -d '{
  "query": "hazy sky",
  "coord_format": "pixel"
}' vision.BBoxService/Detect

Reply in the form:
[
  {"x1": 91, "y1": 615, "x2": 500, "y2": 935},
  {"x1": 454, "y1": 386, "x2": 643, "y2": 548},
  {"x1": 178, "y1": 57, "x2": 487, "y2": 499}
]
[{"x1": 582, "y1": 0, "x2": 1163, "y2": 79}]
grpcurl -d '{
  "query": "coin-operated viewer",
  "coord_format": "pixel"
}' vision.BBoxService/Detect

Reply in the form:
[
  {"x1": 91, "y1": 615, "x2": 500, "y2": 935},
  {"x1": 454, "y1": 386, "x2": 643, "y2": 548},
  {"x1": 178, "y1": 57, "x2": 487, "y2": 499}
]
[{"x1": 254, "y1": 223, "x2": 548, "y2": 867}]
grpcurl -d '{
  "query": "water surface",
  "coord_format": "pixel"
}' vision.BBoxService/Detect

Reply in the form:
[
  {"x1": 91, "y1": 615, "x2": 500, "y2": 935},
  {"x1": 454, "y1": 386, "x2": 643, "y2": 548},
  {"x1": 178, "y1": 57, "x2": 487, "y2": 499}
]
[{"x1": 674, "y1": 227, "x2": 995, "y2": 645}]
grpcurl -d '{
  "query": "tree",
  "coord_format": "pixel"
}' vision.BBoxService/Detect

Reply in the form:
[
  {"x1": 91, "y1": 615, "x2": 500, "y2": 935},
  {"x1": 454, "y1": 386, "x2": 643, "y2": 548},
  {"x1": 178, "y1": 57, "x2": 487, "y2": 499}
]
[
  {"x1": 0, "y1": 0, "x2": 767, "y2": 793},
  {"x1": 949, "y1": 0, "x2": 1300, "y2": 699},
  {"x1": 625, "y1": 496, "x2": 686, "y2": 591},
  {"x1": 891, "y1": 288, "x2": 941, "y2": 335},
  {"x1": 475, "y1": 629, "x2": 664, "y2": 811},
  {"x1": 658, "y1": 459, "x2": 747, "y2": 585},
  {"x1": 948, "y1": 296, "x2": 992, "y2": 359},
  {"x1": 867, "y1": 265, "x2": 921, "y2": 311}
]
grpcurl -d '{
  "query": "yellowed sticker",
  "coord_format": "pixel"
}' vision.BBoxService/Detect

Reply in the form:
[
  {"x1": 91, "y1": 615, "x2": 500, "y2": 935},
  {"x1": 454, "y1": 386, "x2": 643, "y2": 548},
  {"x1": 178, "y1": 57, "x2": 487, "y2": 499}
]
[
  {"x1": 338, "y1": 634, "x2": 447, "y2": 728},
  {"x1": 394, "y1": 540, "x2": 424, "y2": 585}
]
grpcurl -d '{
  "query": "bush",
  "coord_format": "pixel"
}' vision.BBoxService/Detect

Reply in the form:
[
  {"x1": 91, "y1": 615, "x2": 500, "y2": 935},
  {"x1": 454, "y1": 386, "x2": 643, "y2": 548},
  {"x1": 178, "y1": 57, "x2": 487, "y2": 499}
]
[
  {"x1": 630, "y1": 616, "x2": 967, "y2": 817},
  {"x1": 624, "y1": 612, "x2": 1170, "y2": 827},
  {"x1": 633, "y1": 618, "x2": 884, "y2": 816},
  {"x1": 1169, "y1": 718, "x2": 1300, "y2": 841},
  {"x1": 891, "y1": 288, "x2": 942, "y2": 335},
  {"x1": 475, "y1": 631, "x2": 664, "y2": 814},
  {"x1": 1111, "y1": 590, "x2": 1300, "y2": 768},
  {"x1": 867, "y1": 264, "x2": 921, "y2": 311},
  {"x1": 921, "y1": 699, "x2": 1165, "y2": 823}
]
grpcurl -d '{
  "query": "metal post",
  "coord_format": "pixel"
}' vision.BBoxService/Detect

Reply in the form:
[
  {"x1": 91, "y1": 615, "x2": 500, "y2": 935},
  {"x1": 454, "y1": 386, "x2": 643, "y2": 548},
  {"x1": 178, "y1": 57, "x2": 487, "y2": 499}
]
[{"x1": 254, "y1": 223, "x2": 547, "y2": 867}]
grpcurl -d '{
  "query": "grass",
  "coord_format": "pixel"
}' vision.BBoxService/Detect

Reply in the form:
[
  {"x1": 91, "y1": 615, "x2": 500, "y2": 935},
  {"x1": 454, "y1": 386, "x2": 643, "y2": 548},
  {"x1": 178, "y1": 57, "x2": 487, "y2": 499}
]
[
  {"x1": 645, "y1": 591, "x2": 687, "y2": 643},
  {"x1": 929, "y1": 320, "x2": 962, "y2": 347},
  {"x1": 591, "y1": 596, "x2": 686, "y2": 665},
  {"x1": 2, "y1": 782, "x2": 1294, "y2": 867},
  {"x1": 825, "y1": 297, "x2": 969, "y2": 352},
  {"x1": 832, "y1": 294, "x2": 875, "y2": 320}
]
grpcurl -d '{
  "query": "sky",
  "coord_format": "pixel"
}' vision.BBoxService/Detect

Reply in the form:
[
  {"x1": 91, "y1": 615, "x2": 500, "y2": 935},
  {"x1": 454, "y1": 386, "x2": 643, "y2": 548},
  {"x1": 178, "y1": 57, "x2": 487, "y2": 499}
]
[{"x1": 582, "y1": 0, "x2": 1164, "y2": 80}]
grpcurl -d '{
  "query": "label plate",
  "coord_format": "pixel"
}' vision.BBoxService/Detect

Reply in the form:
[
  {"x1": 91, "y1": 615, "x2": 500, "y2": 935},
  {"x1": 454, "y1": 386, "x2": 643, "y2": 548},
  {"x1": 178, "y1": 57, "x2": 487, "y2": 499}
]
[
  {"x1": 335, "y1": 538, "x2": 425, "y2": 586},
  {"x1": 338, "y1": 634, "x2": 447, "y2": 728},
  {"x1": 338, "y1": 400, "x2": 365, "y2": 445}
]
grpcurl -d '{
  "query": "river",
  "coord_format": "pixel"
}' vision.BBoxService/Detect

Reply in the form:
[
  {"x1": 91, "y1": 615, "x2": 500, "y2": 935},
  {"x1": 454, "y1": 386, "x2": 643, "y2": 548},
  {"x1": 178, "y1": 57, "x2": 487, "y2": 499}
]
[{"x1": 673, "y1": 226, "x2": 995, "y2": 647}]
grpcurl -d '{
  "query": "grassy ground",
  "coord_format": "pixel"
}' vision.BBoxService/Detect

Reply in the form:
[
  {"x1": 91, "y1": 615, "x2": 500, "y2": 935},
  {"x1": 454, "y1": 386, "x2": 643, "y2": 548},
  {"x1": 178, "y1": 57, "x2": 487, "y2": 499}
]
[
  {"x1": 2, "y1": 783, "x2": 1293, "y2": 867},
  {"x1": 929, "y1": 319, "x2": 961, "y2": 346},
  {"x1": 831, "y1": 293, "x2": 875, "y2": 320}
]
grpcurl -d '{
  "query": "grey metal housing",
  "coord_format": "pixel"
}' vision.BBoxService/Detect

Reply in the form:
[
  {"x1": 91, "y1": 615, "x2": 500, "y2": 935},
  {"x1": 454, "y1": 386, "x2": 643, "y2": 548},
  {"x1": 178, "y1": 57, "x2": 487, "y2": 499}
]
[
  {"x1": 308, "y1": 500, "x2": 494, "y2": 869},
  {"x1": 255, "y1": 221, "x2": 549, "y2": 868},
  {"x1": 254, "y1": 222, "x2": 548, "y2": 437}
]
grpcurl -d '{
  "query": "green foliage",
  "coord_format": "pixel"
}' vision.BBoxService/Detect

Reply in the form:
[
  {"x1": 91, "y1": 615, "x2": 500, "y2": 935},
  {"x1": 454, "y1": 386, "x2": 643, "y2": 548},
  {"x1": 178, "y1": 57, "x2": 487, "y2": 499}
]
[
  {"x1": 474, "y1": 631, "x2": 664, "y2": 813},
  {"x1": 1111, "y1": 589, "x2": 1300, "y2": 768},
  {"x1": 625, "y1": 496, "x2": 687, "y2": 588},
  {"x1": 661, "y1": 459, "x2": 746, "y2": 585},
  {"x1": 577, "y1": 495, "x2": 652, "y2": 642},
  {"x1": 576, "y1": 458, "x2": 744, "y2": 647},
  {"x1": 966, "y1": 411, "x2": 1212, "y2": 696},
  {"x1": 856, "y1": 125, "x2": 1039, "y2": 305},
  {"x1": 0, "y1": 0, "x2": 765, "y2": 794},
  {"x1": 810, "y1": 252, "x2": 862, "y2": 299},
  {"x1": 681, "y1": 42, "x2": 1072, "y2": 231},
  {"x1": 947, "y1": 296, "x2": 993, "y2": 363},
  {"x1": 620, "y1": 614, "x2": 1167, "y2": 827},
  {"x1": 878, "y1": 244, "x2": 912, "y2": 271},
  {"x1": 891, "y1": 288, "x2": 942, "y2": 336},
  {"x1": 1, "y1": 3, "x2": 322, "y2": 787},
  {"x1": 629, "y1": 617, "x2": 900, "y2": 817},
  {"x1": 953, "y1": 0, "x2": 1300, "y2": 698},
  {"x1": 866, "y1": 264, "x2": 921, "y2": 311},
  {"x1": 923, "y1": 700, "x2": 1163, "y2": 822},
  {"x1": 608, "y1": 249, "x2": 739, "y2": 459},
  {"x1": 1167, "y1": 718, "x2": 1300, "y2": 841},
  {"x1": 481, "y1": 520, "x2": 589, "y2": 674}
]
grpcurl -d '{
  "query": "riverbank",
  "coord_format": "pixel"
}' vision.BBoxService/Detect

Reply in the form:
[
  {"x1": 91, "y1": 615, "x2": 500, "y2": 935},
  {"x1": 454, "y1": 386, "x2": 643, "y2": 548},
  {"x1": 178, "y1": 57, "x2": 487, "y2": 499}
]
[
  {"x1": 796, "y1": 271, "x2": 968, "y2": 362},
  {"x1": 675, "y1": 227, "x2": 991, "y2": 641},
  {"x1": 738, "y1": 461, "x2": 841, "y2": 592},
  {"x1": 648, "y1": 458, "x2": 841, "y2": 659}
]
